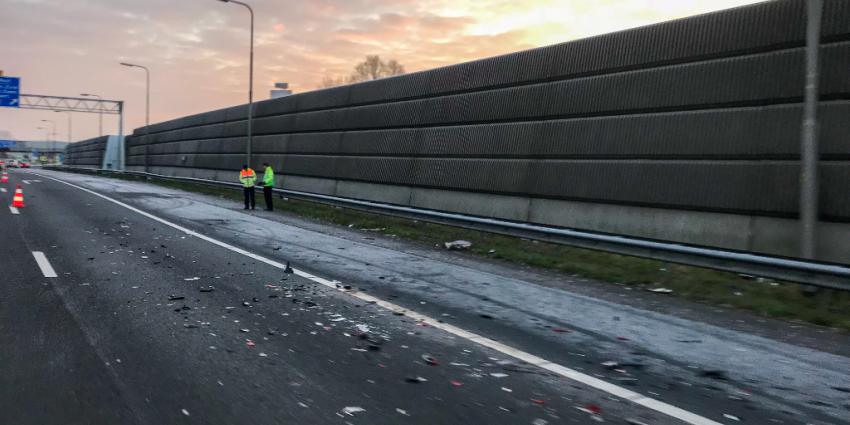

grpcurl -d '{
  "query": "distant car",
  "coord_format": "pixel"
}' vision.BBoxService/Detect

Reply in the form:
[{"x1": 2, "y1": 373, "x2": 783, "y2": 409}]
[
  {"x1": 19, "y1": 162, "x2": 30, "y2": 168},
  {"x1": 6, "y1": 159, "x2": 18, "y2": 168}
]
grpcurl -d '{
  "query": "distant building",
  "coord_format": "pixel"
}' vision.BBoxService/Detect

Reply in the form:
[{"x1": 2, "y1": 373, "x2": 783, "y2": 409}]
[{"x1": 270, "y1": 82, "x2": 292, "y2": 99}]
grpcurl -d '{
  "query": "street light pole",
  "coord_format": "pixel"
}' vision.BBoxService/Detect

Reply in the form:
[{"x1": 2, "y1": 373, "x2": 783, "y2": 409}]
[
  {"x1": 217, "y1": 0, "x2": 254, "y2": 166},
  {"x1": 40, "y1": 119, "x2": 56, "y2": 159},
  {"x1": 54, "y1": 110, "x2": 72, "y2": 143},
  {"x1": 80, "y1": 93, "x2": 103, "y2": 136},
  {"x1": 121, "y1": 62, "x2": 151, "y2": 171},
  {"x1": 120, "y1": 62, "x2": 150, "y2": 131},
  {"x1": 36, "y1": 126, "x2": 50, "y2": 163}
]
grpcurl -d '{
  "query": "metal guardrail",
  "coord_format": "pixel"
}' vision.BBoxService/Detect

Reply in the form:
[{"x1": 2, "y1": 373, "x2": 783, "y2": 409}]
[{"x1": 52, "y1": 166, "x2": 850, "y2": 291}]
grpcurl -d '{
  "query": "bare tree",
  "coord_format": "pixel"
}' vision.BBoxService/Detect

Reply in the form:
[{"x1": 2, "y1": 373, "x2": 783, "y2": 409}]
[
  {"x1": 319, "y1": 76, "x2": 350, "y2": 88},
  {"x1": 319, "y1": 55, "x2": 406, "y2": 88}
]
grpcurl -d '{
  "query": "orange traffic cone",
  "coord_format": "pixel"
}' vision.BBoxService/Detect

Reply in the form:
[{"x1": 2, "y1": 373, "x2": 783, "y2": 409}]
[
  {"x1": 1, "y1": 173, "x2": 8, "y2": 183},
  {"x1": 11, "y1": 185, "x2": 24, "y2": 208}
]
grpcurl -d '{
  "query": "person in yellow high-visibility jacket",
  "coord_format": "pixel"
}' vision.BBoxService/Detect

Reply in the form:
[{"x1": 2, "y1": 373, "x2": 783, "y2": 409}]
[
  {"x1": 239, "y1": 164, "x2": 257, "y2": 210},
  {"x1": 262, "y1": 162, "x2": 275, "y2": 211}
]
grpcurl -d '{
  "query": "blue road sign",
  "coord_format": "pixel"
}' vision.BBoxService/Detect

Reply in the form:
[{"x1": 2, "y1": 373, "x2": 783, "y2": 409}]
[
  {"x1": 0, "y1": 140, "x2": 17, "y2": 149},
  {"x1": 0, "y1": 77, "x2": 21, "y2": 107}
]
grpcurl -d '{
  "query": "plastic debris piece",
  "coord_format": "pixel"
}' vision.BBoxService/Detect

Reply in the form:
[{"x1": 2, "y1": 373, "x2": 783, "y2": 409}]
[
  {"x1": 422, "y1": 354, "x2": 439, "y2": 366},
  {"x1": 405, "y1": 376, "x2": 427, "y2": 383},
  {"x1": 259, "y1": 352, "x2": 268, "y2": 357},
  {"x1": 184, "y1": 277, "x2": 200, "y2": 281},
  {"x1": 723, "y1": 414, "x2": 740, "y2": 421},
  {"x1": 181, "y1": 409, "x2": 190, "y2": 416},
  {"x1": 396, "y1": 408, "x2": 409, "y2": 416},
  {"x1": 531, "y1": 399, "x2": 546, "y2": 405},
  {"x1": 168, "y1": 295, "x2": 185, "y2": 301},
  {"x1": 246, "y1": 340, "x2": 255, "y2": 347},
  {"x1": 586, "y1": 404, "x2": 602, "y2": 414},
  {"x1": 240, "y1": 329, "x2": 250, "y2": 333},
  {"x1": 601, "y1": 361, "x2": 619, "y2": 369},
  {"x1": 648, "y1": 288, "x2": 673, "y2": 294},
  {"x1": 532, "y1": 419, "x2": 548, "y2": 425},
  {"x1": 700, "y1": 370, "x2": 728, "y2": 381},
  {"x1": 342, "y1": 406, "x2": 366, "y2": 416},
  {"x1": 199, "y1": 287, "x2": 214, "y2": 292},
  {"x1": 451, "y1": 380, "x2": 464, "y2": 387},
  {"x1": 551, "y1": 327, "x2": 571, "y2": 333},
  {"x1": 501, "y1": 387, "x2": 512, "y2": 392},
  {"x1": 444, "y1": 240, "x2": 472, "y2": 250},
  {"x1": 490, "y1": 373, "x2": 509, "y2": 378}
]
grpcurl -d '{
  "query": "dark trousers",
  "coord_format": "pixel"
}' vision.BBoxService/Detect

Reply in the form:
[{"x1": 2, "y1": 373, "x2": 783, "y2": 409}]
[
  {"x1": 263, "y1": 186, "x2": 274, "y2": 211},
  {"x1": 243, "y1": 187, "x2": 255, "y2": 209}
]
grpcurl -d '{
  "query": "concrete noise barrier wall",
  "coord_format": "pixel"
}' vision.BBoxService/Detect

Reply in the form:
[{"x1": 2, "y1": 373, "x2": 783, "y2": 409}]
[
  {"x1": 125, "y1": 0, "x2": 850, "y2": 263},
  {"x1": 64, "y1": 136, "x2": 108, "y2": 168}
]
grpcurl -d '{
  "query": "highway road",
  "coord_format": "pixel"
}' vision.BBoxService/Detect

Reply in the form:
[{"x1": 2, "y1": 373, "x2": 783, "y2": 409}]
[{"x1": 1, "y1": 168, "x2": 848, "y2": 425}]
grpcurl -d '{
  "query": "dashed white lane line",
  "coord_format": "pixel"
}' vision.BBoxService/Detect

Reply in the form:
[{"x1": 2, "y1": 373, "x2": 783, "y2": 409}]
[
  {"x1": 9, "y1": 206, "x2": 19, "y2": 215},
  {"x1": 36, "y1": 172, "x2": 722, "y2": 425},
  {"x1": 32, "y1": 251, "x2": 58, "y2": 278},
  {"x1": 1, "y1": 187, "x2": 7, "y2": 193}
]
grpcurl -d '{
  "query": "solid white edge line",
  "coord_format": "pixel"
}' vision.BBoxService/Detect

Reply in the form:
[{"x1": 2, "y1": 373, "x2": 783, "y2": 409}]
[
  {"x1": 34, "y1": 171, "x2": 722, "y2": 425},
  {"x1": 9, "y1": 206, "x2": 19, "y2": 215},
  {"x1": 32, "y1": 251, "x2": 58, "y2": 278}
]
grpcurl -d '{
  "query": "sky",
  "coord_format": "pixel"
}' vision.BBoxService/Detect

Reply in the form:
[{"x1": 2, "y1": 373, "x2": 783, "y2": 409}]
[{"x1": 0, "y1": 0, "x2": 764, "y2": 142}]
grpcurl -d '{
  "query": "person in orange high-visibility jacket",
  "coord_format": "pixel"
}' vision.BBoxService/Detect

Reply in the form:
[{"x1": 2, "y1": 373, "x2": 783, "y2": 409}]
[{"x1": 239, "y1": 164, "x2": 257, "y2": 210}]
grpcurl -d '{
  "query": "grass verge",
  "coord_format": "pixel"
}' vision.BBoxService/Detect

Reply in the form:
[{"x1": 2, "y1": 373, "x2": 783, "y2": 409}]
[{"x1": 97, "y1": 171, "x2": 850, "y2": 331}]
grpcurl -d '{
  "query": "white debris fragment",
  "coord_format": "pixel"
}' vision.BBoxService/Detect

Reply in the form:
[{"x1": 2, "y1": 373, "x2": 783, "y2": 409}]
[
  {"x1": 181, "y1": 409, "x2": 190, "y2": 416},
  {"x1": 444, "y1": 240, "x2": 472, "y2": 250},
  {"x1": 396, "y1": 408, "x2": 409, "y2": 416},
  {"x1": 501, "y1": 387, "x2": 512, "y2": 393},
  {"x1": 533, "y1": 419, "x2": 549, "y2": 425},
  {"x1": 648, "y1": 287, "x2": 673, "y2": 294},
  {"x1": 342, "y1": 406, "x2": 366, "y2": 416},
  {"x1": 490, "y1": 373, "x2": 509, "y2": 378},
  {"x1": 723, "y1": 414, "x2": 740, "y2": 421},
  {"x1": 184, "y1": 277, "x2": 200, "y2": 281}
]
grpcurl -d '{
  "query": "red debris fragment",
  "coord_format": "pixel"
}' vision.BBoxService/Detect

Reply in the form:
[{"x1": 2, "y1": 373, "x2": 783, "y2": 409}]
[
  {"x1": 586, "y1": 404, "x2": 602, "y2": 414},
  {"x1": 531, "y1": 399, "x2": 546, "y2": 405},
  {"x1": 451, "y1": 380, "x2": 463, "y2": 387},
  {"x1": 378, "y1": 363, "x2": 386, "y2": 368},
  {"x1": 246, "y1": 340, "x2": 255, "y2": 347},
  {"x1": 422, "y1": 354, "x2": 439, "y2": 366},
  {"x1": 616, "y1": 336, "x2": 630, "y2": 341},
  {"x1": 552, "y1": 328, "x2": 572, "y2": 333}
]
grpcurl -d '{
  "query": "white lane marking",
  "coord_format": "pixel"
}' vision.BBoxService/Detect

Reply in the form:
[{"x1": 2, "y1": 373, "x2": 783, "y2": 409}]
[
  {"x1": 1, "y1": 188, "x2": 7, "y2": 193},
  {"x1": 36, "y1": 172, "x2": 721, "y2": 425},
  {"x1": 32, "y1": 251, "x2": 58, "y2": 278},
  {"x1": 9, "y1": 206, "x2": 19, "y2": 215}
]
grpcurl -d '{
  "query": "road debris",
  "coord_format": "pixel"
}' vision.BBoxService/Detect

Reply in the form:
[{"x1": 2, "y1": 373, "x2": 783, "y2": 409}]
[
  {"x1": 444, "y1": 240, "x2": 472, "y2": 250},
  {"x1": 341, "y1": 406, "x2": 366, "y2": 416},
  {"x1": 421, "y1": 354, "x2": 439, "y2": 366},
  {"x1": 405, "y1": 376, "x2": 428, "y2": 383},
  {"x1": 723, "y1": 413, "x2": 740, "y2": 421},
  {"x1": 168, "y1": 295, "x2": 185, "y2": 301},
  {"x1": 181, "y1": 409, "x2": 190, "y2": 416},
  {"x1": 451, "y1": 380, "x2": 464, "y2": 387},
  {"x1": 396, "y1": 408, "x2": 410, "y2": 416},
  {"x1": 648, "y1": 288, "x2": 673, "y2": 294},
  {"x1": 490, "y1": 373, "x2": 509, "y2": 378}
]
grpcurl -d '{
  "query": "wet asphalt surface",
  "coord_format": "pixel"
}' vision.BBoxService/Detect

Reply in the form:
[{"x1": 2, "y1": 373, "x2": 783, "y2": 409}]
[{"x1": 0, "y1": 168, "x2": 848, "y2": 425}]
